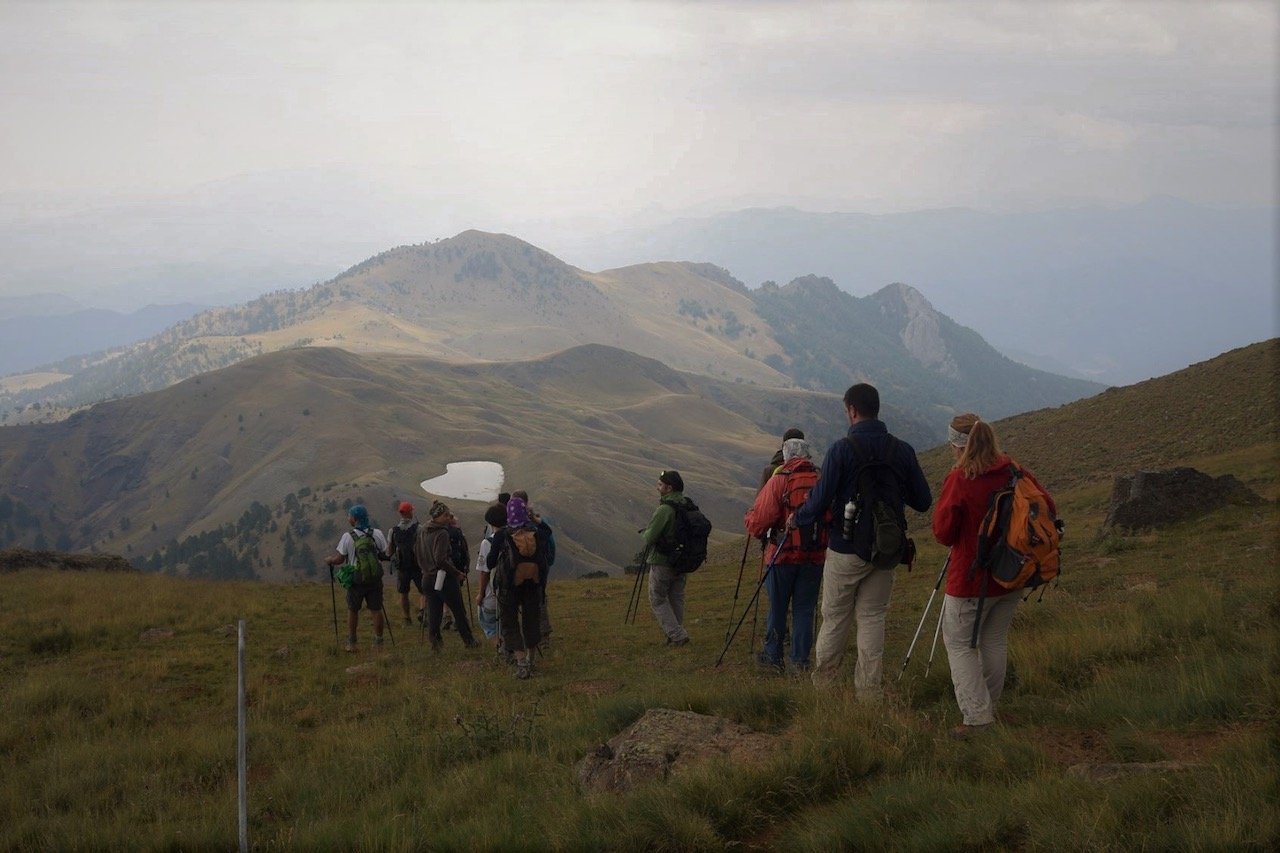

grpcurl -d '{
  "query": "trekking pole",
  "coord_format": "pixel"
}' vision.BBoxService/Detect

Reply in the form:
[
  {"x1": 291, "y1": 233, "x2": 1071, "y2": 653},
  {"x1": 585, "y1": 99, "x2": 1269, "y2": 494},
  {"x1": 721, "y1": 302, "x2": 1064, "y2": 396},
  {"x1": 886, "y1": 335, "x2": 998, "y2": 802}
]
[
  {"x1": 327, "y1": 565, "x2": 339, "y2": 648},
  {"x1": 724, "y1": 535, "x2": 752, "y2": 644},
  {"x1": 465, "y1": 573, "x2": 477, "y2": 634},
  {"x1": 625, "y1": 547, "x2": 650, "y2": 625},
  {"x1": 924, "y1": 595, "x2": 945, "y2": 677},
  {"x1": 382, "y1": 603, "x2": 396, "y2": 647},
  {"x1": 746, "y1": 542, "x2": 770, "y2": 658},
  {"x1": 626, "y1": 559, "x2": 650, "y2": 625},
  {"x1": 896, "y1": 553, "x2": 950, "y2": 682},
  {"x1": 715, "y1": 543, "x2": 782, "y2": 667}
]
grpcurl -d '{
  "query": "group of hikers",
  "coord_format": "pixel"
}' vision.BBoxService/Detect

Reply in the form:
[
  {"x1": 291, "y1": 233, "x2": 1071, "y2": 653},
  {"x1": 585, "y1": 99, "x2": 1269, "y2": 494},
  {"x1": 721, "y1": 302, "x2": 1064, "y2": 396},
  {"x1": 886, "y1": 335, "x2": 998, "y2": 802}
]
[
  {"x1": 326, "y1": 490, "x2": 555, "y2": 680},
  {"x1": 326, "y1": 381, "x2": 1059, "y2": 737}
]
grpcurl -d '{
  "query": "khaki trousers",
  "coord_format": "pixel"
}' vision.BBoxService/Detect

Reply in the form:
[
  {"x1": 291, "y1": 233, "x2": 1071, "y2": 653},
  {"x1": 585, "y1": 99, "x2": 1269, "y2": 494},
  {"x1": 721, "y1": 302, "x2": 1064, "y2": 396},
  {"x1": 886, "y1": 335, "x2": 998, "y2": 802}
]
[
  {"x1": 941, "y1": 593, "x2": 1018, "y2": 725},
  {"x1": 648, "y1": 564, "x2": 690, "y2": 642},
  {"x1": 811, "y1": 550, "x2": 895, "y2": 698}
]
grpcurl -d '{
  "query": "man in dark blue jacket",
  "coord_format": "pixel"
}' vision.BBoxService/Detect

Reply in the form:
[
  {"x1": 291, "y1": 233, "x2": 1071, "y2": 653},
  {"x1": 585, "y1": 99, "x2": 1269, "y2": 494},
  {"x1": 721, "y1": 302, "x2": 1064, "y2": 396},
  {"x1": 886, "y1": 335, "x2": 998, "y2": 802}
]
[{"x1": 793, "y1": 383, "x2": 932, "y2": 698}]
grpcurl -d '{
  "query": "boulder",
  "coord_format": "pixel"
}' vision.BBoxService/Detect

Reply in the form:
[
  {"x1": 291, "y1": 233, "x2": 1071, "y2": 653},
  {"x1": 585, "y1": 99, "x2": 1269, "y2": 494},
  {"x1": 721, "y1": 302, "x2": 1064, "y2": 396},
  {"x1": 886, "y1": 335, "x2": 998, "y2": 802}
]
[
  {"x1": 576, "y1": 708, "x2": 777, "y2": 794},
  {"x1": 1101, "y1": 468, "x2": 1263, "y2": 532}
]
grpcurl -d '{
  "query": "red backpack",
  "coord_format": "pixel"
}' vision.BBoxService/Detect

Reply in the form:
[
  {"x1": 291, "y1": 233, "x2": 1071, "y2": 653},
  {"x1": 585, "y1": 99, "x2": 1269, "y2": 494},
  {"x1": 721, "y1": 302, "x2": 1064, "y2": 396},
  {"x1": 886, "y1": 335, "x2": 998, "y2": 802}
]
[{"x1": 775, "y1": 460, "x2": 828, "y2": 563}]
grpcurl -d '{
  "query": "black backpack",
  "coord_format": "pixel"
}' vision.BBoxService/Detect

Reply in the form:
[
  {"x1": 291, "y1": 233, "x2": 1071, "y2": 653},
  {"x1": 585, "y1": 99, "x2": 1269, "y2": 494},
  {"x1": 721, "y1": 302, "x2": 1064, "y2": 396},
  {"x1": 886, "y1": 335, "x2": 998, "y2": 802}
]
[
  {"x1": 447, "y1": 526, "x2": 470, "y2": 573},
  {"x1": 841, "y1": 436, "x2": 910, "y2": 569},
  {"x1": 660, "y1": 498, "x2": 713, "y2": 574},
  {"x1": 390, "y1": 522, "x2": 418, "y2": 572}
]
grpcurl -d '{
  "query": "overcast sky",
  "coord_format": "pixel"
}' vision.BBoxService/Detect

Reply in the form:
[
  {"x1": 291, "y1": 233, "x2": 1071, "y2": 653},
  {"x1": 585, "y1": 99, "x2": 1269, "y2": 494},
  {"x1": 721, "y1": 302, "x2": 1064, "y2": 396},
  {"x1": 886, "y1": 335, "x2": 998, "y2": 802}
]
[{"x1": 1, "y1": 0, "x2": 1275, "y2": 224}]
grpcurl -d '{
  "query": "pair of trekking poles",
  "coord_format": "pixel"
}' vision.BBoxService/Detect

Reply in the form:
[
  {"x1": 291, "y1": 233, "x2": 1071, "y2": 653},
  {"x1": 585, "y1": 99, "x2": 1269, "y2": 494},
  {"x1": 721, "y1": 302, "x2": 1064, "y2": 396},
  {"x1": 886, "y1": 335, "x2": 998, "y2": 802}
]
[{"x1": 715, "y1": 534, "x2": 951, "y2": 678}]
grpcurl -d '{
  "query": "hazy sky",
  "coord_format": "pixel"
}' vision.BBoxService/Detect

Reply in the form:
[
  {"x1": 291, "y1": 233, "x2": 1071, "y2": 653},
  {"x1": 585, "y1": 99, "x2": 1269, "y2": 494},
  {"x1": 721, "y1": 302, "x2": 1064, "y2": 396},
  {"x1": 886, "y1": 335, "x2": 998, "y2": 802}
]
[{"x1": 1, "y1": 0, "x2": 1275, "y2": 222}]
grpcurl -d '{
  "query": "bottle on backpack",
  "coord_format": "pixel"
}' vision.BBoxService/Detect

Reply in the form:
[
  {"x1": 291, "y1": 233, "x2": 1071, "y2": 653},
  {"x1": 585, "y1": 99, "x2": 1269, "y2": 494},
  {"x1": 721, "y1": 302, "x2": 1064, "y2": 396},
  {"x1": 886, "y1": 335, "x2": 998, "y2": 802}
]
[{"x1": 842, "y1": 435, "x2": 915, "y2": 569}]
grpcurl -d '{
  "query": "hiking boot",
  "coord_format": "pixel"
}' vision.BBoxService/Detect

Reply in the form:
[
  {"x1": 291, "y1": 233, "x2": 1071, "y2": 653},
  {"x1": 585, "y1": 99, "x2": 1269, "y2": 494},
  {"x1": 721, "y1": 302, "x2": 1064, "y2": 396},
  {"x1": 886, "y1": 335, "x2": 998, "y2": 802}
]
[
  {"x1": 515, "y1": 661, "x2": 533, "y2": 680},
  {"x1": 416, "y1": 609, "x2": 425, "y2": 624},
  {"x1": 402, "y1": 618, "x2": 413, "y2": 628},
  {"x1": 756, "y1": 652, "x2": 784, "y2": 673},
  {"x1": 344, "y1": 640, "x2": 357, "y2": 653},
  {"x1": 464, "y1": 638, "x2": 481, "y2": 649},
  {"x1": 949, "y1": 723, "x2": 994, "y2": 741},
  {"x1": 670, "y1": 636, "x2": 691, "y2": 647},
  {"x1": 372, "y1": 635, "x2": 384, "y2": 648},
  {"x1": 430, "y1": 638, "x2": 443, "y2": 654}
]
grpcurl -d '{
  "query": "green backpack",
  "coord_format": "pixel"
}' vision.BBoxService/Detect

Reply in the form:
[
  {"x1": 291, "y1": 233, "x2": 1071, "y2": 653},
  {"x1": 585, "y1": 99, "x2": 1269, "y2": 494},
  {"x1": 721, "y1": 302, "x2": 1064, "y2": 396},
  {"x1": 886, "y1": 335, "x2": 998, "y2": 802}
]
[{"x1": 351, "y1": 529, "x2": 383, "y2": 585}]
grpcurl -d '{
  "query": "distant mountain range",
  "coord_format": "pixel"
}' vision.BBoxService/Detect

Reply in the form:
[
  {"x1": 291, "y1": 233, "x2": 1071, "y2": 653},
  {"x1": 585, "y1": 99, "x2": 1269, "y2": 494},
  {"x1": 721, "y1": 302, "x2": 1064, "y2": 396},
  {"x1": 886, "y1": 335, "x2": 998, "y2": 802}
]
[
  {"x1": 0, "y1": 302, "x2": 206, "y2": 376},
  {"x1": 550, "y1": 197, "x2": 1275, "y2": 384},
  {"x1": 0, "y1": 230, "x2": 1101, "y2": 429}
]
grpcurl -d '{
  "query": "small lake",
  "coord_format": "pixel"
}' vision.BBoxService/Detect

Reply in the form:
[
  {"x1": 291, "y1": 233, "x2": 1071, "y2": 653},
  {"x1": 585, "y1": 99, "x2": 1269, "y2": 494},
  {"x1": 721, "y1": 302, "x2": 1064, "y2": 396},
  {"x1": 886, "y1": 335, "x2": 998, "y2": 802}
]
[{"x1": 420, "y1": 461, "x2": 505, "y2": 503}]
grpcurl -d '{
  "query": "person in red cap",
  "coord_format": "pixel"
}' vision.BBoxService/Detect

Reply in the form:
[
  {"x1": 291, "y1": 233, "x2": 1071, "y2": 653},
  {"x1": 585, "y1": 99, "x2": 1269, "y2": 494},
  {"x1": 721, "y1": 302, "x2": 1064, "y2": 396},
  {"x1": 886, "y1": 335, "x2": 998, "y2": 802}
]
[{"x1": 385, "y1": 501, "x2": 423, "y2": 627}]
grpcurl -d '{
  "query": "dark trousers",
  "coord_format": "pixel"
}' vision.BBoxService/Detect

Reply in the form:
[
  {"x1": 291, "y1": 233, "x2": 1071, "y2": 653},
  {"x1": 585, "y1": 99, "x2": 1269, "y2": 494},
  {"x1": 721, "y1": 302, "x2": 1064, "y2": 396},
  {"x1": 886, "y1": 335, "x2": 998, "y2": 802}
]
[
  {"x1": 498, "y1": 581, "x2": 542, "y2": 653},
  {"x1": 424, "y1": 573, "x2": 475, "y2": 645}
]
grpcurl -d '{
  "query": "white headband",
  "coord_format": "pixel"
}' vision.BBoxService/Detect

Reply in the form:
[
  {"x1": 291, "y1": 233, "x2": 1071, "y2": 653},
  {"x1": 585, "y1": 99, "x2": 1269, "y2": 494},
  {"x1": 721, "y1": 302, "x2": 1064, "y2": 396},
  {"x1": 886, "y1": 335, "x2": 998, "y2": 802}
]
[{"x1": 948, "y1": 417, "x2": 978, "y2": 448}]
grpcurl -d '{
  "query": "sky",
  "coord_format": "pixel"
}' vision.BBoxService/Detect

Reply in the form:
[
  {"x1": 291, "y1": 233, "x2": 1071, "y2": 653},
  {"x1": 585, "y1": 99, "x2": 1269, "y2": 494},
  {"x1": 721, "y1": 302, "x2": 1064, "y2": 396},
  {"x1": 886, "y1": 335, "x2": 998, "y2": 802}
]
[{"x1": 1, "y1": 0, "x2": 1276, "y2": 226}]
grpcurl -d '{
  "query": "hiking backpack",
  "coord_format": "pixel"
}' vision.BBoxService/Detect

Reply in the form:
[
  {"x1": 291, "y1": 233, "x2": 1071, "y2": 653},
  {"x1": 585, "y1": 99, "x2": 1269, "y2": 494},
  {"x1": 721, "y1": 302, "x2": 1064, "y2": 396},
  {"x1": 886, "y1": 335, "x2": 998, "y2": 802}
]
[
  {"x1": 971, "y1": 464, "x2": 1061, "y2": 591},
  {"x1": 351, "y1": 529, "x2": 383, "y2": 585},
  {"x1": 390, "y1": 522, "x2": 418, "y2": 572},
  {"x1": 661, "y1": 498, "x2": 713, "y2": 574},
  {"x1": 505, "y1": 526, "x2": 541, "y2": 586},
  {"x1": 447, "y1": 526, "x2": 470, "y2": 574},
  {"x1": 841, "y1": 436, "x2": 911, "y2": 569},
  {"x1": 777, "y1": 460, "x2": 828, "y2": 560}
]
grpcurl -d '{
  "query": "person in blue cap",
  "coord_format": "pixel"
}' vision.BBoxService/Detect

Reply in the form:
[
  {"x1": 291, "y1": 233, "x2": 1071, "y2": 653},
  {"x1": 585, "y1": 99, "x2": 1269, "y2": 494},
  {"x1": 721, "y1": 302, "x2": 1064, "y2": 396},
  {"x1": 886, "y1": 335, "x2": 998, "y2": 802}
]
[{"x1": 325, "y1": 504, "x2": 389, "y2": 652}]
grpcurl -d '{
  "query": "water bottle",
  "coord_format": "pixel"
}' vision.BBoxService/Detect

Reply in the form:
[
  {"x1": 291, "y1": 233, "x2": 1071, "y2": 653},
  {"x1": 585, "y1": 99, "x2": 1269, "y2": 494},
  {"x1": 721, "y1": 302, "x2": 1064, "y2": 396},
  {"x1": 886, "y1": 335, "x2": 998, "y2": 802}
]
[
  {"x1": 434, "y1": 569, "x2": 447, "y2": 591},
  {"x1": 842, "y1": 498, "x2": 858, "y2": 540}
]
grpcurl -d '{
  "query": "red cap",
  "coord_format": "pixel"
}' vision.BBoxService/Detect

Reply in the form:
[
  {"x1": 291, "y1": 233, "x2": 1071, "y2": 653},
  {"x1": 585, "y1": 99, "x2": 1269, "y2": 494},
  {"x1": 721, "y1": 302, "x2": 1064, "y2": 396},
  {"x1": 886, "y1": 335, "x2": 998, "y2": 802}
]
[{"x1": 398, "y1": 501, "x2": 414, "y2": 515}]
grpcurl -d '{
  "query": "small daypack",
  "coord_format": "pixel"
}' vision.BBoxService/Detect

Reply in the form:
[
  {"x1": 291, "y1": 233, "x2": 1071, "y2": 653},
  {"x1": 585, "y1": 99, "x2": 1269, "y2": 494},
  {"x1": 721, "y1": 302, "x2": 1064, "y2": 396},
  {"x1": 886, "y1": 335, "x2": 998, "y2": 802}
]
[
  {"x1": 506, "y1": 526, "x2": 541, "y2": 586},
  {"x1": 447, "y1": 527, "x2": 470, "y2": 574},
  {"x1": 390, "y1": 522, "x2": 418, "y2": 572},
  {"x1": 351, "y1": 529, "x2": 383, "y2": 585},
  {"x1": 777, "y1": 460, "x2": 828, "y2": 560},
  {"x1": 661, "y1": 498, "x2": 713, "y2": 574},
  {"x1": 967, "y1": 463, "x2": 1062, "y2": 647},
  {"x1": 842, "y1": 437, "x2": 910, "y2": 569}
]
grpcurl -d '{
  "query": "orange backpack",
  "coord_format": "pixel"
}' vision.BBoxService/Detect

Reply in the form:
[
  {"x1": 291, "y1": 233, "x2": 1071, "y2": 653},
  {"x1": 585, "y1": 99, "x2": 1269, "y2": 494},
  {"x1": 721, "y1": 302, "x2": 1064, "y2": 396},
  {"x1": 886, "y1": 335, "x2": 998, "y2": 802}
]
[
  {"x1": 972, "y1": 464, "x2": 1061, "y2": 590},
  {"x1": 777, "y1": 460, "x2": 828, "y2": 562},
  {"x1": 968, "y1": 464, "x2": 1062, "y2": 647},
  {"x1": 506, "y1": 526, "x2": 541, "y2": 586}
]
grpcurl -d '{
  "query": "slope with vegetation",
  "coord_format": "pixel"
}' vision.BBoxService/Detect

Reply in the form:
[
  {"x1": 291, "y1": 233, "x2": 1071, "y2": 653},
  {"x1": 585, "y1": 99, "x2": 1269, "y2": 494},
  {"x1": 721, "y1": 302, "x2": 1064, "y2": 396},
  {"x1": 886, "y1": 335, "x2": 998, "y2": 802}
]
[
  {"x1": 0, "y1": 343, "x2": 899, "y2": 580},
  {"x1": 0, "y1": 339, "x2": 1273, "y2": 848}
]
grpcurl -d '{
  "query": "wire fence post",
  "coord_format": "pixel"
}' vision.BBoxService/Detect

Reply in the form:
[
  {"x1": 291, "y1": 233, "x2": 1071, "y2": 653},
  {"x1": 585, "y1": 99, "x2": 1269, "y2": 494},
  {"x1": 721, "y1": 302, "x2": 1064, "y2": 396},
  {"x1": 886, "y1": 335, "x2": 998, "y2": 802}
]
[{"x1": 237, "y1": 619, "x2": 248, "y2": 852}]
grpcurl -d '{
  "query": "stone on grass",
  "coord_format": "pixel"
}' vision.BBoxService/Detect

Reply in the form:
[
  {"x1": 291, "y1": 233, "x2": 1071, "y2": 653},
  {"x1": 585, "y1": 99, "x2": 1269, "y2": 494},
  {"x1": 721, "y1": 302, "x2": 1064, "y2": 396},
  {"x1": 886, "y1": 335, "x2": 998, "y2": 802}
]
[{"x1": 1101, "y1": 468, "x2": 1264, "y2": 533}]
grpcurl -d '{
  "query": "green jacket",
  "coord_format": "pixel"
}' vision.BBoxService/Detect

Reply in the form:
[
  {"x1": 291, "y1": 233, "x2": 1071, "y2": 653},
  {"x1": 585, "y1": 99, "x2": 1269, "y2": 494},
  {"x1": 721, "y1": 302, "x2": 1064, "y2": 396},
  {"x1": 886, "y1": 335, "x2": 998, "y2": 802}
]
[{"x1": 641, "y1": 491, "x2": 685, "y2": 567}]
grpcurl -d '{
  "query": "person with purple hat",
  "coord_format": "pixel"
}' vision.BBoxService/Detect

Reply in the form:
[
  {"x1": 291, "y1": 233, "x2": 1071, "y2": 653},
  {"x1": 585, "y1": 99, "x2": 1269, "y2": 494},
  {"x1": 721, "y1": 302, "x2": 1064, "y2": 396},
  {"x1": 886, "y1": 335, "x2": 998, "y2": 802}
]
[{"x1": 486, "y1": 495, "x2": 551, "y2": 679}]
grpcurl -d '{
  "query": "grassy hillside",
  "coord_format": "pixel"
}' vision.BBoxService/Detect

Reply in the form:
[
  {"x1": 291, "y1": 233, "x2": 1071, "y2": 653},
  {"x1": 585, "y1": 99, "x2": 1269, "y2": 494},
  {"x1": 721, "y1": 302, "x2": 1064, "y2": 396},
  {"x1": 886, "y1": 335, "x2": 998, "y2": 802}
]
[
  {"x1": 0, "y1": 344, "x2": 903, "y2": 580},
  {"x1": 1, "y1": 471, "x2": 1273, "y2": 848},
  {"x1": 1, "y1": 339, "x2": 1274, "y2": 849}
]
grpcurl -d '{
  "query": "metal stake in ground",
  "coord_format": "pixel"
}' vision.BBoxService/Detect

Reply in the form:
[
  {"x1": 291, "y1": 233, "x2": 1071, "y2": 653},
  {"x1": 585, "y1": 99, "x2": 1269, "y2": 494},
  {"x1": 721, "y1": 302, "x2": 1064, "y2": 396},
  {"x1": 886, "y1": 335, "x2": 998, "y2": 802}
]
[
  {"x1": 896, "y1": 553, "x2": 950, "y2": 682},
  {"x1": 715, "y1": 541, "x2": 784, "y2": 667},
  {"x1": 723, "y1": 535, "x2": 752, "y2": 644}
]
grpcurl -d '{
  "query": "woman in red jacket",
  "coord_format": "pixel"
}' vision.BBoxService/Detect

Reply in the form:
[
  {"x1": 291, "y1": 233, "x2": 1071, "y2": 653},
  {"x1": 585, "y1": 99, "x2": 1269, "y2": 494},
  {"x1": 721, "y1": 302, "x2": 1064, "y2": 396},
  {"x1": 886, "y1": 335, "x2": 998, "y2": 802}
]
[{"x1": 932, "y1": 413, "x2": 1055, "y2": 739}]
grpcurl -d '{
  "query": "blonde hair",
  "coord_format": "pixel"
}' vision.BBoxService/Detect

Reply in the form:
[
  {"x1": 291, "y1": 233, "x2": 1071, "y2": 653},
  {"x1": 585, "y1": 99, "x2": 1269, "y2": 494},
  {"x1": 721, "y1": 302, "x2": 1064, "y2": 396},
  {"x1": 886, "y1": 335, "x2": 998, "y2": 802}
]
[{"x1": 950, "y1": 412, "x2": 1002, "y2": 479}]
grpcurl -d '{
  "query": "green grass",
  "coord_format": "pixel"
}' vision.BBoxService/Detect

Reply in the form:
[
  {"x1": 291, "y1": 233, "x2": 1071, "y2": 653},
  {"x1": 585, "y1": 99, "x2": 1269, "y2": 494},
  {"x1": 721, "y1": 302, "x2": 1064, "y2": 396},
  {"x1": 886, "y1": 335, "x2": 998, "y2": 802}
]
[{"x1": 2, "y1": 492, "x2": 1276, "y2": 849}]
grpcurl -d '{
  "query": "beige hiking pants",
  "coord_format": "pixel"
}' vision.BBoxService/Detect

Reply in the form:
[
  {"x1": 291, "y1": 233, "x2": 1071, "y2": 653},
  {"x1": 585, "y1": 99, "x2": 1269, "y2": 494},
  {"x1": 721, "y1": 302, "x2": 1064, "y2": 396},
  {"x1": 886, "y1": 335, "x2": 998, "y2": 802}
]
[
  {"x1": 941, "y1": 593, "x2": 1019, "y2": 726},
  {"x1": 811, "y1": 550, "x2": 895, "y2": 699}
]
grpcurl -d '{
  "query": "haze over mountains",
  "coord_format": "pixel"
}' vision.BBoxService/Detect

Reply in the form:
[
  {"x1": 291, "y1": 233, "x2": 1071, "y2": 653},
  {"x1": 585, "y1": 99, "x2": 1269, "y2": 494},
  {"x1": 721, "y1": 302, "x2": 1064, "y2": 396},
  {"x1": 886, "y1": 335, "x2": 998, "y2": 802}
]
[
  {"x1": 0, "y1": 230, "x2": 1100, "y2": 428},
  {"x1": 1, "y1": 173, "x2": 1270, "y2": 385}
]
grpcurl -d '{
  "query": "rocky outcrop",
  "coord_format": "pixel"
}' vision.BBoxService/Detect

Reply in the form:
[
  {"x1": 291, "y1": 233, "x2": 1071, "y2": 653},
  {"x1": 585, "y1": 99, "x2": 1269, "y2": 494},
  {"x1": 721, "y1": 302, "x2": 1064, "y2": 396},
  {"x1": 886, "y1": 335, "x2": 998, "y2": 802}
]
[
  {"x1": 576, "y1": 708, "x2": 777, "y2": 794},
  {"x1": 1101, "y1": 468, "x2": 1264, "y2": 532}
]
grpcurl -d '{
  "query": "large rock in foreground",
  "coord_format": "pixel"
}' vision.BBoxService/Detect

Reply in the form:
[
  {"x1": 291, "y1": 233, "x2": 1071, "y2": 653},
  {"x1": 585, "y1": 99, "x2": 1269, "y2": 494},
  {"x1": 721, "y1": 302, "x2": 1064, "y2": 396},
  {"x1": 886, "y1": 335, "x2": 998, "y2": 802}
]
[
  {"x1": 1101, "y1": 468, "x2": 1264, "y2": 532},
  {"x1": 576, "y1": 708, "x2": 777, "y2": 794}
]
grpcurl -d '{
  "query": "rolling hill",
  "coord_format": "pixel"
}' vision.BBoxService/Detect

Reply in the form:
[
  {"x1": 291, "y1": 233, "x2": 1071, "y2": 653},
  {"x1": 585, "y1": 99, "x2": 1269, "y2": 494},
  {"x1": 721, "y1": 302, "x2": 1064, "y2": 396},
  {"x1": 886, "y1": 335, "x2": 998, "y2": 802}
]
[
  {"x1": 0, "y1": 343, "x2": 936, "y2": 580},
  {"x1": 0, "y1": 231, "x2": 1101, "y2": 433}
]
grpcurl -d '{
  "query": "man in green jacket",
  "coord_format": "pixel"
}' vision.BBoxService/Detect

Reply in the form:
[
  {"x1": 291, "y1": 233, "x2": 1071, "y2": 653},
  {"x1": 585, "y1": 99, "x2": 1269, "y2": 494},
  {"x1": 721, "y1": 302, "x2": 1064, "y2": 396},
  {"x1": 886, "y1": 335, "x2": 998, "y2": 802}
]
[{"x1": 640, "y1": 469, "x2": 692, "y2": 646}]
